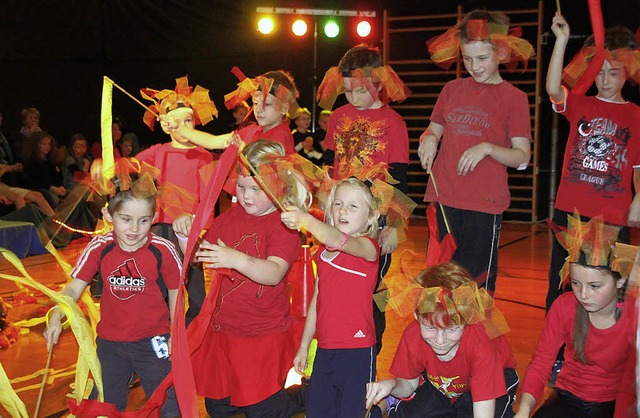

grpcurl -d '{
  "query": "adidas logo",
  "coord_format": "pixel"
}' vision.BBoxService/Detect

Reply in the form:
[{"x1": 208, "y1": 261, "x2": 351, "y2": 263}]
[{"x1": 353, "y1": 330, "x2": 366, "y2": 338}]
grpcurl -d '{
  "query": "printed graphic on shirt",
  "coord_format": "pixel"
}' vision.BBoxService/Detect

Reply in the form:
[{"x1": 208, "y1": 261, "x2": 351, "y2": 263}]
[
  {"x1": 334, "y1": 115, "x2": 387, "y2": 176},
  {"x1": 353, "y1": 329, "x2": 366, "y2": 338},
  {"x1": 567, "y1": 115, "x2": 631, "y2": 195},
  {"x1": 427, "y1": 373, "x2": 465, "y2": 398},
  {"x1": 107, "y1": 258, "x2": 146, "y2": 300},
  {"x1": 445, "y1": 106, "x2": 490, "y2": 137}
]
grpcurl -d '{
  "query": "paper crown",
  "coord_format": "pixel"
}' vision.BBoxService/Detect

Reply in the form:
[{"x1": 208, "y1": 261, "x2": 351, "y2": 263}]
[
  {"x1": 140, "y1": 75, "x2": 218, "y2": 131},
  {"x1": 316, "y1": 65, "x2": 410, "y2": 110},
  {"x1": 562, "y1": 46, "x2": 640, "y2": 88},
  {"x1": 426, "y1": 19, "x2": 535, "y2": 71}
]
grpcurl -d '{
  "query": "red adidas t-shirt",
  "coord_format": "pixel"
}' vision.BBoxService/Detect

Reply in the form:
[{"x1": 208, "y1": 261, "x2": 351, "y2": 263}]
[
  {"x1": 71, "y1": 232, "x2": 182, "y2": 341},
  {"x1": 313, "y1": 239, "x2": 379, "y2": 349}
]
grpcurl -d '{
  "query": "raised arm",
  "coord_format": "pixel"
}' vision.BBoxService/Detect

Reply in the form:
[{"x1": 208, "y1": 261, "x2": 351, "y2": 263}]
[
  {"x1": 281, "y1": 208, "x2": 378, "y2": 261},
  {"x1": 546, "y1": 13, "x2": 571, "y2": 103}
]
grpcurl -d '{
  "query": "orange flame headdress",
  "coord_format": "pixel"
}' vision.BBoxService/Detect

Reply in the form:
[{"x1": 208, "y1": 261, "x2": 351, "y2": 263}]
[
  {"x1": 426, "y1": 19, "x2": 535, "y2": 72},
  {"x1": 316, "y1": 65, "x2": 410, "y2": 110},
  {"x1": 224, "y1": 67, "x2": 300, "y2": 118},
  {"x1": 140, "y1": 75, "x2": 218, "y2": 130},
  {"x1": 562, "y1": 46, "x2": 640, "y2": 88},
  {"x1": 375, "y1": 258, "x2": 509, "y2": 339},
  {"x1": 551, "y1": 212, "x2": 623, "y2": 286}
]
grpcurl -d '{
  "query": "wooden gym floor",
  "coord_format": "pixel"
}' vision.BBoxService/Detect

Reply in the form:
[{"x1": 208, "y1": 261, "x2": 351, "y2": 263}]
[{"x1": 0, "y1": 218, "x2": 589, "y2": 417}]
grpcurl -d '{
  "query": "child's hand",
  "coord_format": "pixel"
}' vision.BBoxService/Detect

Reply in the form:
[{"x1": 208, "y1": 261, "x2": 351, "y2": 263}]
[
  {"x1": 90, "y1": 159, "x2": 103, "y2": 181},
  {"x1": 43, "y1": 315, "x2": 63, "y2": 346},
  {"x1": 293, "y1": 346, "x2": 309, "y2": 375},
  {"x1": 230, "y1": 133, "x2": 244, "y2": 149},
  {"x1": 379, "y1": 226, "x2": 398, "y2": 255},
  {"x1": 457, "y1": 142, "x2": 491, "y2": 176},
  {"x1": 172, "y1": 214, "x2": 194, "y2": 237},
  {"x1": 365, "y1": 379, "x2": 395, "y2": 410},
  {"x1": 281, "y1": 207, "x2": 307, "y2": 230},
  {"x1": 303, "y1": 137, "x2": 314, "y2": 152},
  {"x1": 195, "y1": 239, "x2": 238, "y2": 269},
  {"x1": 418, "y1": 134, "x2": 438, "y2": 172},
  {"x1": 50, "y1": 185, "x2": 66, "y2": 196},
  {"x1": 551, "y1": 13, "x2": 570, "y2": 40},
  {"x1": 159, "y1": 114, "x2": 179, "y2": 134}
]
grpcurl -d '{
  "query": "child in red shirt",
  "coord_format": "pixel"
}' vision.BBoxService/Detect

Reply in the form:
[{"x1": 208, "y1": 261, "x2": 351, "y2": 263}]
[
  {"x1": 44, "y1": 173, "x2": 181, "y2": 415},
  {"x1": 282, "y1": 178, "x2": 381, "y2": 417},
  {"x1": 366, "y1": 263, "x2": 518, "y2": 418},
  {"x1": 173, "y1": 140, "x2": 310, "y2": 416}
]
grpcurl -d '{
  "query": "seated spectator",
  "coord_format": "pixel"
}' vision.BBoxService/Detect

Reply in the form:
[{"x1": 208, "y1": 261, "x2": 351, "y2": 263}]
[
  {"x1": 117, "y1": 135, "x2": 134, "y2": 158},
  {"x1": 22, "y1": 131, "x2": 66, "y2": 208},
  {"x1": 291, "y1": 107, "x2": 322, "y2": 165},
  {"x1": 230, "y1": 100, "x2": 255, "y2": 130},
  {"x1": 10, "y1": 107, "x2": 43, "y2": 164},
  {"x1": 62, "y1": 133, "x2": 92, "y2": 191},
  {"x1": 90, "y1": 117, "x2": 140, "y2": 159}
]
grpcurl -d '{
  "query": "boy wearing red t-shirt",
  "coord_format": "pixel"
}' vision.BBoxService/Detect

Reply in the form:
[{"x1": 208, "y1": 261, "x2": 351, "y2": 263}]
[
  {"x1": 418, "y1": 10, "x2": 533, "y2": 293},
  {"x1": 365, "y1": 263, "x2": 518, "y2": 418},
  {"x1": 544, "y1": 14, "x2": 640, "y2": 311},
  {"x1": 44, "y1": 177, "x2": 181, "y2": 415}
]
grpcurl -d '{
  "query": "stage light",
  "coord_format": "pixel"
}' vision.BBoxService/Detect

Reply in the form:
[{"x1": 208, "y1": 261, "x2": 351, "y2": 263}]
[
  {"x1": 292, "y1": 19, "x2": 308, "y2": 37},
  {"x1": 356, "y1": 20, "x2": 372, "y2": 38},
  {"x1": 257, "y1": 16, "x2": 275, "y2": 35},
  {"x1": 324, "y1": 20, "x2": 340, "y2": 38}
]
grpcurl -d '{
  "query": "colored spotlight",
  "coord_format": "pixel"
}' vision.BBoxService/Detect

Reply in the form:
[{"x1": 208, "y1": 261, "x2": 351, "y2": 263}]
[
  {"x1": 356, "y1": 20, "x2": 372, "y2": 38},
  {"x1": 257, "y1": 17, "x2": 275, "y2": 35},
  {"x1": 324, "y1": 21, "x2": 340, "y2": 38},
  {"x1": 292, "y1": 19, "x2": 308, "y2": 37}
]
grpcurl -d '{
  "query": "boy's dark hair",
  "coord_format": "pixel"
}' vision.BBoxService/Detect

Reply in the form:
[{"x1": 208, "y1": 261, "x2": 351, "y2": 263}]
[
  {"x1": 261, "y1": 70, "x2": 299, "y2": 104},
  {"x1": 459, "y1": 9, "x2": 510, "y2": 43},
  {"x1": 583, "y1": 26, "x2": 637, "y2": 50},
  {"x1": 338, "y1": 44, "x2": 383, "y2": 75},
  {"x1": 106, "y1": 174, "x2": 157, "y2": 216}
]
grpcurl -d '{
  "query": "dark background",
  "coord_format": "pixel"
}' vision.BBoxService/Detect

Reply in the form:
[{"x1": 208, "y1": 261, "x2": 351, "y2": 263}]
[{"x1": 0, "y1": 0, "x2": 637, "y2": 217}]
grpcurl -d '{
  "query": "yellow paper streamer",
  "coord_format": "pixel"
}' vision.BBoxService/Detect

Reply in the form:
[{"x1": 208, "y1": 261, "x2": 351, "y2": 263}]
[
  {"x1": 0, "y1": 247, "x2": 104, "y2": 404},
  {"x1": 101, "y1": 76, "x2": 115, "y2": 180},
  {"x1": 0, "y1": 362, "x2": 29, "y2": 418}
]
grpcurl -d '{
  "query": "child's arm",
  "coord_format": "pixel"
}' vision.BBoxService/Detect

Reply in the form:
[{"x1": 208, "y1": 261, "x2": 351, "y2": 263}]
[
  {"x1": 456, "y1": 137, "x2": 531, "y2": 176},
  {"x1": 514, "y1": 393, "x2": 537, "y2": 418},
  {"x1": 293, "y1": 281, "x2": 319, "y2": 375},
  {"x1": 195, "y1": 239, "x2": 290, "y2": 285},
  {"x1": 281, "y1": 208, "x2": 378, "y2": 261},
  {"x1": 417, "y1": 122, "x2": 445, "y2": 173},
  {"x1": 160, "y1": 116, "x2": 232, "y2": 150},
  {"x1": 365, "y1": 377, "x2": 419, "y2": 409},
  {"x1": 172, "y1": 213, "x2": 194, "y2": 254},
  {"x1": 43, "y1": 278, "x2": 89, "y2": 345},
  {"x1": 628, "y1": 168, "x2": 640, "y2": 227},
  {"x1": 546, "y1": 13, "x2": 571, "y2": 104},
  {"x1": 472, "y1": 399, "x2": 496, "y2": 418}
]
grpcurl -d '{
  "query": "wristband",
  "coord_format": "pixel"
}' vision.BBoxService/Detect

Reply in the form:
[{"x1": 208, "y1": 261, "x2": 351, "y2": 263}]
[
  {"x1": 326, "y1": 232, "x2": 349, "y2": 251},
  {"x1": 549, "y1": 85, "x2": 568, "y2": 105},
  {"x1": 419, "y1": 129, "x2": 435, "y2": 144}
]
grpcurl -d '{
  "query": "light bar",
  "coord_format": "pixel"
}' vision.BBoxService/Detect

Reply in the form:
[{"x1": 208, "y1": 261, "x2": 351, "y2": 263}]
[{"x1": 256, "y1": 7, "x2": 376, "y2": 17}]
